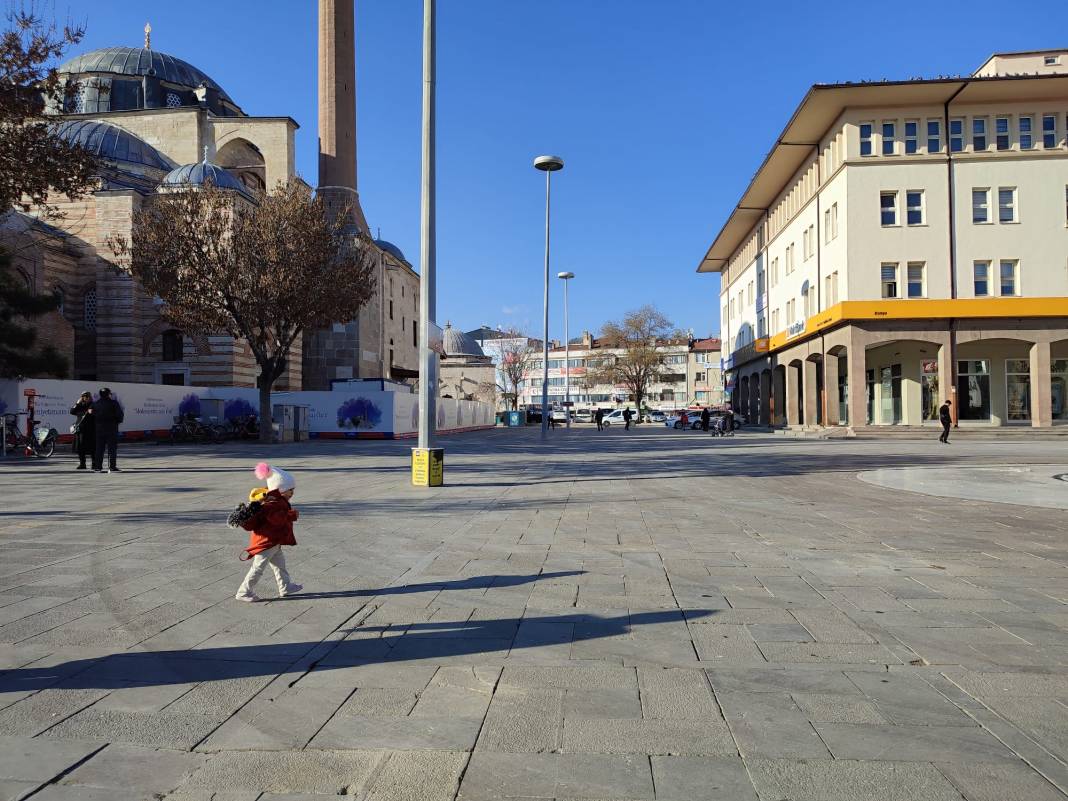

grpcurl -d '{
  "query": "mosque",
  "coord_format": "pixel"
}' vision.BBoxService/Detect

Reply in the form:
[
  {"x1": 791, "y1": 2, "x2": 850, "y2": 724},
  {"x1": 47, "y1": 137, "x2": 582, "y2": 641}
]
[{"x1": 4, "y1": 1, "x2": 419, "y2": 389}]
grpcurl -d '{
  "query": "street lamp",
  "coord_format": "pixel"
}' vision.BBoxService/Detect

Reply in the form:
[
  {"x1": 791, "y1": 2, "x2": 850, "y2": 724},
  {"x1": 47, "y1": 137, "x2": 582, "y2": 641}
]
[
  {"x1": 558, "y1": 271, "x2": 574, "y2": 428},
  {"x1": 534, "y1": 155, "x2": 563, "y2": 442}
]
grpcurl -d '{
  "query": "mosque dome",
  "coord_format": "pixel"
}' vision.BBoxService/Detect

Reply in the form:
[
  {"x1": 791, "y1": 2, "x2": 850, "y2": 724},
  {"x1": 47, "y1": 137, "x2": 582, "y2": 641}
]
[
  {"x1": 54, "y1": 119, "x2": 173, "y2": 171},
  {"x1": 374, "y1": 238, "x2": 408, "y2": 263},
  {"x1": 442, "y1": 323, "x2": 486, "y2": 358},
  {"x1": 161, "y1": 160, "x2": 254, "y2": 197}
]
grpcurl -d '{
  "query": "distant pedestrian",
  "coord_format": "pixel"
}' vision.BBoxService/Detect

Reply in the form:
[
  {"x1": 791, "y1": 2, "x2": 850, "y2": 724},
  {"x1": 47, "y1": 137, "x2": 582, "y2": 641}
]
[
  {"x1": 595, "y1": 408, "x2": 604, "y2": 431},
  {"x1": 623, "y1": 407, "x2": 633, "y2": 430},
  {"x1": 938, "y1": 400, "x2": 953, "y2": 444},
  {"x1": 234, "y1": 462, "x2": 302, "y2": 602},
  {"x1": 700, "y1": 407, "x2": 711, "y2": 432},
  {"x1": 69, "y1": 391, "x2": 95, "y2": 470},
  {"x1": 90, "y1": 388, "x2": 123, "y2": 473},
  {"x1": 679, "y1": 410, "x2": 689, "y2": 431}
]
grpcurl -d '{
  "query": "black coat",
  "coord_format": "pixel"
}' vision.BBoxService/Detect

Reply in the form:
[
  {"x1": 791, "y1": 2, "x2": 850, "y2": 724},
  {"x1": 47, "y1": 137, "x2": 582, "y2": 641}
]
[
  {"x1": 70, "y1": 400, "x2": 95, "y2": 450},
  {"x1": 939, "y1": 404, "x2": 952, "y2": 425},
  {"x1": 91, "y1": 397, "x2": 124, "y2": 428}
]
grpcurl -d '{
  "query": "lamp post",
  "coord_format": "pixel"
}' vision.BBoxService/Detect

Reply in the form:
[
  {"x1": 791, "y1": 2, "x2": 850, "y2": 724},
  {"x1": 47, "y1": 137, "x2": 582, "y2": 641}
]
[
  {"x1": 533, "y1": 155, "x2": 563, "y2": 442},
  {"x1": 558, "y1": 271, "x2": 574, "y2": 428}
]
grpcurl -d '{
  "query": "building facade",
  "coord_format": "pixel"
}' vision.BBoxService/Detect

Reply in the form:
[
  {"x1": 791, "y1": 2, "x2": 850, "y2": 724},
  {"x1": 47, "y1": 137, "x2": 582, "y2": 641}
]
[
  {"x1": 515, "y1": 333, "x2": 723, "y2": 412},
  {"x1": 701, "y1": 50, "x2": 1068, "y2": 429}
]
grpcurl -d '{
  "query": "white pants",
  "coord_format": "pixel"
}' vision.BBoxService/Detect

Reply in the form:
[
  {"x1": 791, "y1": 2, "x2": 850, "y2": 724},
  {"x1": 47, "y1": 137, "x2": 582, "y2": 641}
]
[{"x1": 236, "y1": 545, "x2": 294, "y2": 597}]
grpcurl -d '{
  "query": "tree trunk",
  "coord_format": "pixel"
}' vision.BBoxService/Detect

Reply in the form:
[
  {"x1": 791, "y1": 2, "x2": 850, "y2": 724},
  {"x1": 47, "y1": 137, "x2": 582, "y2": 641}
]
[{"x1": 258, "y1": 370, "x2": 273, "y2": 444}]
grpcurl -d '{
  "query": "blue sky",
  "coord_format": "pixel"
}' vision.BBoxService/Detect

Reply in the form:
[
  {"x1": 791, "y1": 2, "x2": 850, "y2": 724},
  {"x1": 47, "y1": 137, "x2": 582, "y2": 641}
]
[{"x1": 77, "y1": 1, "x2": 1068, "y2": 341}]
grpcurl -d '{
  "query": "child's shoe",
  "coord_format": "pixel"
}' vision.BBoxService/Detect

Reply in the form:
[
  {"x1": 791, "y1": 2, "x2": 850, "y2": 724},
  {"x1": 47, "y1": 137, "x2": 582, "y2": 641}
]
[
  {"x1": 235, "y1": 593, "x2": 260, "y2": 603},
  {"x1": 280, "y1": 583, "x2": 303, "y2": 597}
]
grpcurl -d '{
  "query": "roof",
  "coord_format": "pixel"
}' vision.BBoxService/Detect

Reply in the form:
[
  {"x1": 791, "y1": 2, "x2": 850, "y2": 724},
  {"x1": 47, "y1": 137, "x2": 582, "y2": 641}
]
[
  {"x1": 59, "y1": 47, "x2": 235, "y2": 105},
  {"x1": 696, "y1": 71, "x2": 1068, "y2": 274},
  {"x1": 374, "y1": 238, "x2": 408, "y2": 264},
  {"x1": 161, "y1": 160, "x2": 254, "y2": 198},
  {"x1": 442, "y1": 324, "x2": 486, "y2": 358},
  {"x1": 54, "y1": 119, "x2": 173, "y2": 171},
  {"x1": 690, "y1": 338, "x2": 722, "y2": 351}
]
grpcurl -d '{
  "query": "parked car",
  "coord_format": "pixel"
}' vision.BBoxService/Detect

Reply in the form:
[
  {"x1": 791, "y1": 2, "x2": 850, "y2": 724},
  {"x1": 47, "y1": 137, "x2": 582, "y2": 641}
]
[
  {"x1": 645, "y1": 410, "x2": 667, "y2": 424},
  {"x1": 551, "y1": 408, "x2": 570, "y2": 422},
  {"x1": 665, "y1": 413, "x2": 702, "y2": 430},
  {"x1": 574, "y1": 408, "x2": 594, "y2": 423},
  {"x1": 600, "y1": 409, "x2": 628, "y2": 427}
]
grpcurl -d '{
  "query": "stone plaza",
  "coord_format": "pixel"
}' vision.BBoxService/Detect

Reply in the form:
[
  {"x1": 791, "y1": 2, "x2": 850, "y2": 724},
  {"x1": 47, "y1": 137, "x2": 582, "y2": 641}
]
[{"x1": 1, "y1": 427, "x2": 1067, "y2": 800}]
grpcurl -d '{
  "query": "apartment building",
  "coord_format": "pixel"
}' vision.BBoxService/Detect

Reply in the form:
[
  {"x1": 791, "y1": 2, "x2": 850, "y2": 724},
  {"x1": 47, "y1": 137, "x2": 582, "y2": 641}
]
[
  {"x1": 701, "y1": 49, "x2": 1068, "y2": 429},
  {"x1": 516, "y1": 333, "x2": 723, "y2": 411}
]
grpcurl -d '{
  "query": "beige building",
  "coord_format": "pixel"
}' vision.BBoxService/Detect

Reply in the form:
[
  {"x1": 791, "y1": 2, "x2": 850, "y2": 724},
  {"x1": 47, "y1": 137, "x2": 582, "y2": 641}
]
[
  {"x1": 437, "y1": 325, "x2": 496, "y2": 404},
  {"x1": 8, "y1": 4, "x2": 417, "y2": 389},
  {"x1": 517, "y1": 333, "x2": 721, "y2": 412},
  {"x1": 701, "y1": 49, "x2": 1068, "y2": 429}
]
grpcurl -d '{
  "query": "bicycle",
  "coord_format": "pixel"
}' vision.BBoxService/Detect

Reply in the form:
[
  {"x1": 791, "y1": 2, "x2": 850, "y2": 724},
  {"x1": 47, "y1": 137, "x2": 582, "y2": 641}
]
[{"x1": 2, "y1": 412, "x2": 59, "y2": 457}]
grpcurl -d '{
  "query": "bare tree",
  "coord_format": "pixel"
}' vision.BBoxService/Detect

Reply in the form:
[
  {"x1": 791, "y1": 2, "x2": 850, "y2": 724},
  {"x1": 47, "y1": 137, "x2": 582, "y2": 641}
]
[
  {"x1": 1, "y1": 3, "x2": 97, "y2": 220},
  {"x1": 113, "y1": 181, "x2": 376, "y2": 441},
  {"x1": 495, "y1": 330, "x2": 537, "y2": 411},
  {"x1": 588, "y1": 305, "x2": 675, "y2": 420}
]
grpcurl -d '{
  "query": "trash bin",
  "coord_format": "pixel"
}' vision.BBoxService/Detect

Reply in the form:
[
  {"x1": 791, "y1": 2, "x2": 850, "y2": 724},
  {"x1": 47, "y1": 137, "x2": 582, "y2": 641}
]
[{"x1": 506, "y1": 411, "x2": 524, "y2": 427}]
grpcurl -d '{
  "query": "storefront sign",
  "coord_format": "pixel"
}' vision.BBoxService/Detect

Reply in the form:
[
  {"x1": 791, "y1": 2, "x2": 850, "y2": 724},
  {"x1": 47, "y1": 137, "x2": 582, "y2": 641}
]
[
  {"x1": 787, "y1": 321, "x2": 806, "y2": 340},
  {"x1": 921, "y1": 359, "x2": 938, "y2": 374}
]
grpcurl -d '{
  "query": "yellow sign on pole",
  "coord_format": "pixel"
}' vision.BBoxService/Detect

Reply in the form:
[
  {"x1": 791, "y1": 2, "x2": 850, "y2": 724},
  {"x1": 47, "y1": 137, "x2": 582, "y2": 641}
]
[{"x1": 411, "y1": 447, "x2": 444, "y2": 487}]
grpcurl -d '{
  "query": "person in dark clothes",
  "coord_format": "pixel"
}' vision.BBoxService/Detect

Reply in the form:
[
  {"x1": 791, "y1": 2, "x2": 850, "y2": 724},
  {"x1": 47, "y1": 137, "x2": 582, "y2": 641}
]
[
  {"x1": 595, "y1": 408, "x2": 604, "y2": 431},
  {"x1": 938, "y1": 399, "x2": 953, "y2": 444},
  {"x1": 623, "y1": 407, "x2": 633, "y2": 430},
  {"x1": 700, "y1": 406, "x2": 711, "y2": 432},
  {"x1": 91, "y1": 388, "x2": 124, "y2": 472},
  {"x1": 69, "y1": 391, "x2": 95, "y2": 470}
]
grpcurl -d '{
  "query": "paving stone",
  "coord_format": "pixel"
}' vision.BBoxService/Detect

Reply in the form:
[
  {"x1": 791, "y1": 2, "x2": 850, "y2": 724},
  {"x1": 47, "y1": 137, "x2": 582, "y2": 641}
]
[
  {"x1": 815, "y1": 722, "x2": 1019, "y2": 763},
  {"x1": 365, "y1": 750, "x2": 468, "y2": 801},
  {"x1": 60, "y1": 743, "x2": 206, "y2": 792},
  {"x1": 847, "y1": 671, "x2": 975, "y2": 726},
  {"x1": 748, "y1": 622, "x2": 813, "y2": 641},
  {"x1": 563, "y1": 687, "x2": 642, "y2": 719},
  {"x1": 690, "y1": 624, "x2": 766, "y2": 663},
  {"x1": 706, "y1": 666, "x2": 859, "y2": 694},
  {"x1": 717, "y1": 691, "x2": 831, "y2": 758},
  {"x1": 43, "y1": 709, "x2": 222, "y2": 749},
  {"x1": 936, "y1": 760, "x2": 1068, "y2": 801},
  {"x1": 650, "y1": 756, "x2": 758, "y2": 801},
  {"x1": 951, "y1": 670, "x2": 1068, "y2": 698},
  {"x1": 338, "y1": 687, "x2": 418, "y2": 718},
  {"x1": 560, "y1": 717, "x2": 736, "y2": 756},
  {"x1": 759, "y1": 641, "x2": 904, "y2": 664},
  {"x1": 476, "y1": 686, "x2": 563, "y2": 753},
  {"x1": 791, "y1": 692, "x2": 889, "y2": 724},
  {"x1": 499, "y1": 665, "x2": 636, "y2": 690},
  {"x1": 458, "y1": 752, "x2": 654, "y2": 800},
  {"x1": 0, "y1": 735, "x2": 102, "y2": 782},
  {"x1": 792, "y1": 609, "x2": 878, "y2": 643},
  {"x1": 183, "y1": 750, "x2": 381, "y2": 795},
  {"x1": 747, "y1": 758, "x2": 966, "y2": 801},
  {"x1": 637, "y1": 667, "x2": 719, "y2": 718},
  {"x1": 311, "y1": 714, "x2": 482, "y2": 751}
]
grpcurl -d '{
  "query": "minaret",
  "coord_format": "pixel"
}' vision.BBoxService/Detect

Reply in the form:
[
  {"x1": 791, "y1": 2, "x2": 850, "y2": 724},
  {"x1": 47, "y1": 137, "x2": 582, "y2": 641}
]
[{"x1": 318, "y1": 0, "x2": 368, "y2": 232}]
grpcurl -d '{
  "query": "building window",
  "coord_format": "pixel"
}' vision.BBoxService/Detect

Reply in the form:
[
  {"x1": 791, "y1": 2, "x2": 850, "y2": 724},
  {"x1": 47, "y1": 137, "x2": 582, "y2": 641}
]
[
  {"x1": 83, "y1": 288, "x2": 97, "y2": 331},
  {"x1": 1043, "y1": 114, "x2": 1058, "y2": 149},
  {"x1": 998, "y1": 187, "x2": 1017, "y2": 223},
  {"x1": 1019, "y1": 115, "x2": 1034, "y2": 150},
  {"x1": 972, "y1": 188, "x2": 990, "y2": 223},
  {"x1": 747, "y1": 280, "x2": 754, "y2": 305},
  {"x1": 162, "y1": 329, "x2": 184, "y2": 362},
  {"x1": 907, "y1": 262, "x2": 925, "y2": 298},
  {"x1": 771, "y1": 308, "x2": 780, "y2": 332},
  {"x1": 412, "y1": 320, "x2": 417, "y2": 347},
  {"x1": 389, "y1": 299, "x2": 393, "y2": 320},
  {"x1": 831, "y1": 203, "x2": 838, "y2": 238},
  {"x1": 52, "y1": 286, "x2": 64, "y2": 314},
  {"x1": 1000, "y1": 260, "x2": 1019, "y2": 296},
  {"x1": 786, "y1": 244, "x2": 794, "y2": 275},
  {"x1": 880, "y1": 191, "x2": 898, "y2": 226},
  {"x1": 906, "y1": 190, "x2": 924, "y2": 225},
  {"x1": 973, "y1": 261, "x2": 990, "y2": 296},
  {"x1": 823, "y1": 209, "x2": 830, "y2": 243},
  {"x1": 1006, "y1": 358, "x2": 1032, "y2": 421},
  {"x1": 996, "y1": 116, "x2": 1010, "y2": 150},
  {"x1": 972, "y1": 117, "x2": 987, "y2": 151},
  {"x1": 860, "y1": 122, "x2": 873, "y2": 156},
  {"x1": 950, "y1": 118, "x2": 964, "y2": 152},
  {"x1": 882, "y1": 121, "x2": 896, "y2": 155},
  {"x1": 881, "y1": 263, "x2": 899, "y2": 299},
  {"x1": 905, "y1": 120, "x2": 918, "y2": 154},
  {"x1": 771, "y1": 257, "x2": 779, "y2": 287},
  {"x1": 927, "y1": 119, "x2": 941, "y2": 153},
  {"x1": 830, "y1": 271, "x2": 839, "y2": 305},
  {"x1": 1046, "y1": 55, "x2": 1061, "y2": 66},
  {"x1": 802, "y1": 228, "x2": 809, "y2": 261}
]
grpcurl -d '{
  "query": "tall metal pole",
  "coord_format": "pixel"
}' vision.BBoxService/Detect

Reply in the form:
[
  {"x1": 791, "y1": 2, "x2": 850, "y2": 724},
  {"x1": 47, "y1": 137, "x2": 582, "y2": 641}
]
[
  {"x1": 540, "y1": 168, "x2": 551, "y2": 442},
  {"x1": 563, "y1": 277, "x2": 570, "y2": 428},
  {"x1": 417, "y1": 0, "x2": 436, "y2": 450}
]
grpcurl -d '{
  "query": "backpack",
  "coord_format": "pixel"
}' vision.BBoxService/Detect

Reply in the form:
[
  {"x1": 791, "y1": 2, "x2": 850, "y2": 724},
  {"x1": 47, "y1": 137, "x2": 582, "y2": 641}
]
[{"x1": 226, "y1": 500, "x2": 263, "y2": 530}]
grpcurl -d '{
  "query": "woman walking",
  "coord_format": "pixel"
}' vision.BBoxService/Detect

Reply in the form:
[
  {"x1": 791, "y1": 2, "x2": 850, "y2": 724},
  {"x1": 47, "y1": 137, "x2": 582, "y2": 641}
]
[{"x1": 69, "y1": 391, "x2": 95, "y2": 470}]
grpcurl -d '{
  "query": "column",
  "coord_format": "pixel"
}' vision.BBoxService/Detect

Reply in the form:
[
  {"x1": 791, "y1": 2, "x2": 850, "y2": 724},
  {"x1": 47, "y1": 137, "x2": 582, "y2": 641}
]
[
  {"x1": 785, "y1": 364, "x2": 800, "y2": 426},
  {"x1": 824, "y1": 354, "x2": 841, "y2": 426},
  {"x1": 847, "y1": 345, "x2": 867, "y2": 429},
  {"x1": 1030, "y1": 341, "x2": 1052, "y2": 427},
  {"x1": 802, "y1": 359, "x2": 819, "y2": 427}
]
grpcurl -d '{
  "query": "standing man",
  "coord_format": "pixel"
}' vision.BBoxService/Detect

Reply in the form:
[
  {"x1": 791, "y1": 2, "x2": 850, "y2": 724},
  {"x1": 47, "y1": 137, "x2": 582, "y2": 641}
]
[
  {"x1": 623, "y1": 407, "x2": 633, "y2": 431},
  {"x1": 69, "y1": 391, "x2": 95, "y2": 470},
  {"x1": 92, "y1": 388, "x2": 124, "y2": 472},
  {"x1": 595, "y1": 408, "x2": 604, "y2": 431},
  {"x1": 700, "y1": 406, "x2": 711, "y2": 433},
  {"x1": 938, "y1": 399, "x2": 953, "y2": 444}
]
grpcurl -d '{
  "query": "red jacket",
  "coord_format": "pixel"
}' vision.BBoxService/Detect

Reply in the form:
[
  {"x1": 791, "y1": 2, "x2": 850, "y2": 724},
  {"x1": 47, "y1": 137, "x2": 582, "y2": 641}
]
[{"x1": 241, "y1": 490, "x2": 298, "y2": 558}]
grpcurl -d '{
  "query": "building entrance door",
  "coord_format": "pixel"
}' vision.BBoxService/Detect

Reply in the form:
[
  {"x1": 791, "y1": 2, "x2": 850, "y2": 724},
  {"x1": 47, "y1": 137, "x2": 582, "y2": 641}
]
[{"x1": 880, "y1": 364, "x2": 902, "y2": 424}]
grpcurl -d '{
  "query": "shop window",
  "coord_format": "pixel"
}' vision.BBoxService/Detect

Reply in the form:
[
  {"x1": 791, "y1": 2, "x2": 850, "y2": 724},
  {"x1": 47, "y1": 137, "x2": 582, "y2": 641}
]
[
  {"x1": 865, "y1": 369, "x2": 876, "y2": 425},
  {"x1": 162, "y1": 329, "x2": 184, "y2": 362},
  {"x1": 957, "y1": 359, "x2": 991, "y2": 421},
  {"x1": 1006, "y1": 359, "x2": 1031, "y2": 422},
  {"x1": 1052, "y1": 360, "x2": 1068, "y2": 421}
]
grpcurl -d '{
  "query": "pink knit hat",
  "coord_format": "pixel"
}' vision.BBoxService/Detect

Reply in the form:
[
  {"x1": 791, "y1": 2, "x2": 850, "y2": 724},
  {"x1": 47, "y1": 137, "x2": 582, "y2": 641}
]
[{"x1": 254, "y1": 462, "x2": 295, "y2": 492}]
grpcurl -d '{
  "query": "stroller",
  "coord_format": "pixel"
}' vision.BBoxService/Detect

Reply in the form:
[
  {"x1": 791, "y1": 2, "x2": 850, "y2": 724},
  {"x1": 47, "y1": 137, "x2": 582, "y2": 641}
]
[{"x1": 711, "y1": 414, "x2": 734, "y2": 437}]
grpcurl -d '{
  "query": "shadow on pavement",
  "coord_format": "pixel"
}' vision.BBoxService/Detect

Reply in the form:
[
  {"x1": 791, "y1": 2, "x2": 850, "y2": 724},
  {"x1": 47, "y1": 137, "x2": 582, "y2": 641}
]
[
  {"x1": 0, "y1": 609, "x2": 715, "y2": 693},
  {"x1": 272, "y1": 570, "x2": 585, "y2": 600}
]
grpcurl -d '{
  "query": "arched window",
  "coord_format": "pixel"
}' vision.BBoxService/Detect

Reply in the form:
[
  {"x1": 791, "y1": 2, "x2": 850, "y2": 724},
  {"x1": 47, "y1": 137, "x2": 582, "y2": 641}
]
[
  {"x1": 162, "y1": 329, "x2": 184, "y2": 362},
  {"x1": 52, "y1": 287, "x2": 64, "y2": 314},
  {"x1": 83, "y1": 288, "x2": 97, "y2": 331}
]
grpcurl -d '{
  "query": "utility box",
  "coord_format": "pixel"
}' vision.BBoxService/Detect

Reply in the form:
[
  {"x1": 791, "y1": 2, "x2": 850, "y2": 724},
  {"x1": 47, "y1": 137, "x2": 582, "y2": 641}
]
[
  {"x1": 506, "y1": 411, "x2": 525, "y2": 427},
  {"x1": 411, "y1": 447, "x2": 444, "y2": 487},
  {"x1": 272, "y1": 404, "x2": 309, "y2": 443}
]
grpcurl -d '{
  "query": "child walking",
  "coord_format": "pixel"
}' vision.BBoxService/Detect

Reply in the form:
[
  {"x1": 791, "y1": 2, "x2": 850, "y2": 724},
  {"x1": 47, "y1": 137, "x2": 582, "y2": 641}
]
[{"x1": 235, "y1": 462, "x2": 303, "y2": 602}]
